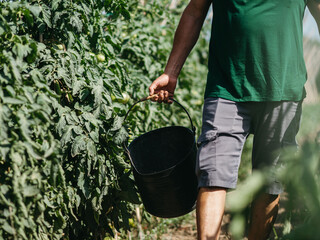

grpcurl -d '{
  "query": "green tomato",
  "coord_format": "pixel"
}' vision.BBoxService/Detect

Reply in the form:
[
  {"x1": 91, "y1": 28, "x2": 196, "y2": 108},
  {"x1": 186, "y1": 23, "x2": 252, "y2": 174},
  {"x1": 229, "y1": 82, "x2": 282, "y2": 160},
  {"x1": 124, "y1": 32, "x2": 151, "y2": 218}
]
[
  {"x1": 121, "y1": 92, "x2": 130, "y2": 104},
  {"x1": 56, "y1": 44, "x2": 64, "y2": 50},
  {"x1": 111, "y1": 92, "x2": 130, "y2": 104},
  {"x1": 131, "y1": 34, "x2": 138, "y2": 40},
  {"x1": 96, "y1": 54, "x2": 105, "y2": 62},
  {"x1": 128, "y1": 218, "x2": 135, "y2": 227}
]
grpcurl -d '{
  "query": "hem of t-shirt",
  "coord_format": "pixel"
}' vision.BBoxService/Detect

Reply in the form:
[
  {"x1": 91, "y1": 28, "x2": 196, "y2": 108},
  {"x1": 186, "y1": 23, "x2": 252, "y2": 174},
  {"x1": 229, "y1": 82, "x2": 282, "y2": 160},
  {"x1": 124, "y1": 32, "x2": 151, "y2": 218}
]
[{"x1": 204, "y1": 92, "x2": 306, "y2": 102}]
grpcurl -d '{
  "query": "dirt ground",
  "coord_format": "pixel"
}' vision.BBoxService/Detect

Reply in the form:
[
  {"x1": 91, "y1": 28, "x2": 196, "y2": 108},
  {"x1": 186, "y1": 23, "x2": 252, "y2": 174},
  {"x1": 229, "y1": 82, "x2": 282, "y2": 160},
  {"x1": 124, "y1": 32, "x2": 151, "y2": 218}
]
[
  {"x1": 160, "y1": 213, "x2": 232, "y2": 240},
  {"x1": 159, "y1": 194, "x2": 289, "y2": 240}
]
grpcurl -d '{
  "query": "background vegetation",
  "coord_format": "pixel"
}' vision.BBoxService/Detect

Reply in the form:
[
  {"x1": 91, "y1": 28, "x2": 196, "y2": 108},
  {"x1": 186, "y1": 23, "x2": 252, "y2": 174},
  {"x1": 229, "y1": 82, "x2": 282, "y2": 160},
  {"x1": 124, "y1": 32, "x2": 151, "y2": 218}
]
[
  {"x1": 0, "y1": 0, "x2": 207, "y2": 239},
  {"x1": 0, "y1": 0, "x2": 319, "y2": 240}
]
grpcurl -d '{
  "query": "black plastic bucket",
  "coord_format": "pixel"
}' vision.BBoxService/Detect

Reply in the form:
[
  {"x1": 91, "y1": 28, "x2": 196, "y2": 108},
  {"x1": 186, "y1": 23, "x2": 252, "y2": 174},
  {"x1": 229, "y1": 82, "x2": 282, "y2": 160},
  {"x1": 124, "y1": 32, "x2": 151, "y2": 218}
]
[{"x1": 124, "y1": 97, "x2": 198, "y2": 218}]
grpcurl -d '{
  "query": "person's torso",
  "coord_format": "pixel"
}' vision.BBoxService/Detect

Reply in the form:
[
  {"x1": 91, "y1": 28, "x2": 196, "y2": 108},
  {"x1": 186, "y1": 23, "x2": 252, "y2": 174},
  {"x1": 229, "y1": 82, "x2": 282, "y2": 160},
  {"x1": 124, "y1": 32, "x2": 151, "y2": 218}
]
[{"x1": 206, "y1": 0, "x2": 307, "y2": 102}]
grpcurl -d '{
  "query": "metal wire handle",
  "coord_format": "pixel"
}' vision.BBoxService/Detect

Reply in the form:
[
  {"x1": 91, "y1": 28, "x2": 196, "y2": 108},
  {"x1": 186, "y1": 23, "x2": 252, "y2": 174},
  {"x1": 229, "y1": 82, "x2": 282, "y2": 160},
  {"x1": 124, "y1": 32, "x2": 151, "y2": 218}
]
[{"x1": 123, "y1": 94, "x2": 196, "y2": 135}]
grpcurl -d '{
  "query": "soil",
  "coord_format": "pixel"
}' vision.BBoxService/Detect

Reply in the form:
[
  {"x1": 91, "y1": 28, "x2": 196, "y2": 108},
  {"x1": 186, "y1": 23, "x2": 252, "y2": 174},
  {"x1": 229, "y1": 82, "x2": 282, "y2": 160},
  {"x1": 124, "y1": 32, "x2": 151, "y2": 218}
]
[
  {"x1": 160, "y1": 213, "x2": 232, "y2": 240},
  {"x1": 158, "y1": 194, "x2": 290, "y2": 240}
]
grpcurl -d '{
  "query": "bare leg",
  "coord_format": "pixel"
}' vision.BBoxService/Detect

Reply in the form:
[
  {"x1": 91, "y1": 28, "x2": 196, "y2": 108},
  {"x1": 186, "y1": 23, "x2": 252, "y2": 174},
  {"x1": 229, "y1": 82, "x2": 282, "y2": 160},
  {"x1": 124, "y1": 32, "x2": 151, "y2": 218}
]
[
  {"x1": 196, "y1": 187, "x2": 227, "y2": 240},
  {"x1": 248, "y1": 193, "x2": 280, "y2": 240}
]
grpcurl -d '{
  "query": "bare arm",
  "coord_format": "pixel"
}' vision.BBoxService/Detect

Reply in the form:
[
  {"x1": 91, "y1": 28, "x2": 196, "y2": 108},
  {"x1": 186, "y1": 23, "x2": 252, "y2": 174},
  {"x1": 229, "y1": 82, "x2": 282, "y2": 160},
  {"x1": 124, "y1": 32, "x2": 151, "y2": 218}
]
[
  {"x1": 165, "y1": 0, "x2": 212, "y2": 78},
  {"x1": 149, "y1": 0, "x2": 212, "y2": 103},
  {"x1": 308, "y1": 0, "x2": 320, "y2": 34}
]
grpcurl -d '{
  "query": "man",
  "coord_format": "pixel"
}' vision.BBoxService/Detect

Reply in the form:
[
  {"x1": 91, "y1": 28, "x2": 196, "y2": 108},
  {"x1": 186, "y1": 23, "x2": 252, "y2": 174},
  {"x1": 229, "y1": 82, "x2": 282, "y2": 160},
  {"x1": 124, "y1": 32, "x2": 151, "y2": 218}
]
[{"x1": 149, "y1": 0, "x2": 320, "y2": 239}]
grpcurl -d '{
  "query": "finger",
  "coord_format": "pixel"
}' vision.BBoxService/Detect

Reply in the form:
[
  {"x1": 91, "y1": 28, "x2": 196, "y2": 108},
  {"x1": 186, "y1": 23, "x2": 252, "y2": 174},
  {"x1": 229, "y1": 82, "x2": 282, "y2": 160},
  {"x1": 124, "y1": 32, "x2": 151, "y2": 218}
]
[
  {"x1": 158, "y1": 91, "x2": 164, "y2": 102},
  {"x1": 153, "y1": 95, "x2": 159, "y2": 102},
  {"x1": 164, "y1": 91, "x2": 169, "y2": 102},
  {"x1": 157, "y1": 97, "x2": 162, "y2": 103},
  {"x1": 163, "y1": 92, "x2": 169, "y2": 104},
  {"x1": 149, "y1": 82, "x2": 158, "y2": 96},
  {"x1": 149, "y1": 86, "x2": 154, "y2": 96}
]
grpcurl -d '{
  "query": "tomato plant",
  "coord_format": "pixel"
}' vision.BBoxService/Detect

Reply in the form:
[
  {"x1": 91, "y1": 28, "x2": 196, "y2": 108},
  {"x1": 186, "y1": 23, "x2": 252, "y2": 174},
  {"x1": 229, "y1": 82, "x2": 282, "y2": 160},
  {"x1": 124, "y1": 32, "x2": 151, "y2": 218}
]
[
  {"x1": 1, "y1": 1, "x2": 319, "y2": 239},
  {"x1": 0, "y1": 0, "x2": 209, "y2": 239}
]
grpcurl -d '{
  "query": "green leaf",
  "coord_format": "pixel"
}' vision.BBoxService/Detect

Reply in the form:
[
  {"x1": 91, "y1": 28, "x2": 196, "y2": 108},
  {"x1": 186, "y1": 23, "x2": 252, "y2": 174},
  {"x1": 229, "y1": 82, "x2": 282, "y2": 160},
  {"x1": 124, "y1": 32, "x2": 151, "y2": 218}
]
[
  {"x1": 72, "y1": 80, "x2": 83, "y2": 95},
  {"x1": 13, "y1": 43, "x2": 31, "y2": 59},
  {"x1": 67, "y1": 31, "x2": 75, "y2": 48},
  {"x1": 111, "y1": 116, "x2": 124, "y2": 131},
  {"x1": 92, "y1": 85, "x2": 103, "y2": 107},
  {"x1": 56, "y1": 116, "x2": 67, "y2": 136},
  {"x1": 57, "y1": 67, "x2": 67, "y2": 79},
  {"x1": 101, "y1": 105, "x2": 113, "y2": 120},
  {"x1": 106, "y1": 43, "x2": 114, "y2": 55},
  {"x1": 5, "y1": 85, "x2": 16, "y2": 97},
  {"x1": 0, "y1": 26, "x2": 5, "y2": 35},
  {"x1": 229, "y1": 214, "x2": 246, "y2": 239},
  {"x1": 22, "y1": 87, "x2": 34, "y2": 103},
  {"x1": 70, "y1": 15, "x2": 82, "y2": 32},
  {"x1": 87, "y1": 139, "x2": 96, "y2": 158},
  {"x1": 80, "y1": 89, "x2": 90, "y2": 101},
  {"x1": 11, "y1": 152, "x2": 23, "y2": 166},
  {"x1": 77, "y1": 172, "x2": 90, "y2": 199},
  {"x1": 226, "y1": 172, "x2": 265, "y2": 212},
  {"x1": 52, "y1": 0, "x2": 61, "y2": 11},
  {"x1": 2, "y1": 222, "x2": 16, "y2": 235},
  {"x1": 9, "y1": 58, "x2": 21, "y2": 82},
  {"x1": 37, "y1": 42, "x2": 46, "y2": 52},
  {"x1": 23, "y1": 185, "x2": 39, "y2": 197},
  {"x1": 89, "y1": 130, "x2": 99, "y2": 143},
  {"x1": 61, "y1": 126, "x2": 73, "y2": 146},
  {"x1": 71, "y1": 135, "x2": 87, "y2": 157},
  {"x1": 120, "y1": 8, "x2": 130, "y2": 20},
  {"x1": 27, "y1": 5, "x2": 41, "y2": 17},
  {"x1": 0, "y1": 185, "x2": 9, "y2": 195},
  {"x1": 144, "y1": 56, "x2": 151, "y2": 70},
  {"x1": 43, "y1": 132, "x2": 56, "y2": 158},
  {"x1": 113, "y1": 127, "x2": 128, "y2": 145},
  {"x1": 2, "y1": 97, "x2": 24, "y2": 105},
  {"x1": 24, "y1": 142, "x2": 42, "y2": 160},
  {"x1": 41, "y1": 5, "x2": 52, "y2": 28}
]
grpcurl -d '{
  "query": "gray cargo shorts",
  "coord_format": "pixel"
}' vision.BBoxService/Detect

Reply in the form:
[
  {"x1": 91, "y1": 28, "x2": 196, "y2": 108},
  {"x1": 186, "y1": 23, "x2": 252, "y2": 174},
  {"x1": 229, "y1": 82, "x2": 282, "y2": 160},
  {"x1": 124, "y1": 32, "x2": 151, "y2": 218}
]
[{"x1": 196, "y1": 97, "x2": 302, "y2": 195}]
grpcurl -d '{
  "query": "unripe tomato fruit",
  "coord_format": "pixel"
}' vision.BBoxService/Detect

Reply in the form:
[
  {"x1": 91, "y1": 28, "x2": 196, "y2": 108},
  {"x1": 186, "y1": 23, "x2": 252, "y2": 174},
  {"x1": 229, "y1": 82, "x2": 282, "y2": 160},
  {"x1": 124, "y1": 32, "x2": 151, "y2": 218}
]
[
  {"x1": 96, "y1": 54, "x2": 105, "y2": 62},
  {"x1": 111, "y1": 92, "x2": 130, "y2": 104},
  {"x1": 57, "y1": 44, "x2": 64, "y2": 50},
  {"x1": 121, "y1": 92, "x2": 130, "y2": 104}
]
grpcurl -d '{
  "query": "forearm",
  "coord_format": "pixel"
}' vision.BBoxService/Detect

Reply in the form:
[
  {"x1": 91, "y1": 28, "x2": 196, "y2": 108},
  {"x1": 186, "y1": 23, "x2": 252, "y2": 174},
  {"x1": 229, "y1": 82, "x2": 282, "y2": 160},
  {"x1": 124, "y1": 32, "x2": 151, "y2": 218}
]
[
  {"x1": 308, "y1": 0, "x2": 320, "y2": 34},
  {"x1": 165, "y1": 1, "x2": 211, "y2": 78}
]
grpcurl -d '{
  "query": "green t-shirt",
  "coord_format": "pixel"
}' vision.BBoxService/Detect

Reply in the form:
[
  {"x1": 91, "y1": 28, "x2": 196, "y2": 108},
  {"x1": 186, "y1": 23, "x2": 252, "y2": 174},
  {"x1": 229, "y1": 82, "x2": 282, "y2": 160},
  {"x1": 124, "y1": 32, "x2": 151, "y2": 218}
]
[{"x1": 205, "y1": 0, "x2": 308, "y2": 102}]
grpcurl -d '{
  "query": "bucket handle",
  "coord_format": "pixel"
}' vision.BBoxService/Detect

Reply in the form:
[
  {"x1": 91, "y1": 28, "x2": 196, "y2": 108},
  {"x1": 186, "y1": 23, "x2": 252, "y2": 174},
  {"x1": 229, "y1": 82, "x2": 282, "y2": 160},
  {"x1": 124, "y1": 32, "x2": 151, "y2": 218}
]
[
  {"x1": 124, "y1": 94, "x2": 196, "y2": 135},
  {"x1": 123, "y1": 94, "x2": 196, "y2": 164}
]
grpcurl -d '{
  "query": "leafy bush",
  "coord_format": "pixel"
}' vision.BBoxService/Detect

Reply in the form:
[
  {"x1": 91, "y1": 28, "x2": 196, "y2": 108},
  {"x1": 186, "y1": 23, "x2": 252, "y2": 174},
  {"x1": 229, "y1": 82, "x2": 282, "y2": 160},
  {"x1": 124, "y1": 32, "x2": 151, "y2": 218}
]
[{"x1": 0, "y1": 0, "x2": 208, "y2": 239}]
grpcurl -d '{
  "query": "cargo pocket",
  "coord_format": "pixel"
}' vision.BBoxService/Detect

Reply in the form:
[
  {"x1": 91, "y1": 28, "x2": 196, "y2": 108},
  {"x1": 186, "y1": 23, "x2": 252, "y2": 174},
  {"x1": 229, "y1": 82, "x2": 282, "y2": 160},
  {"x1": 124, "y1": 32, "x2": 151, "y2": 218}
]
[
  {"x1": 197, "y1": 130, "x2": 219, "y2": 148},
  {"x1": 196, "y1": 130, "x2": 219, "y2": 176}
]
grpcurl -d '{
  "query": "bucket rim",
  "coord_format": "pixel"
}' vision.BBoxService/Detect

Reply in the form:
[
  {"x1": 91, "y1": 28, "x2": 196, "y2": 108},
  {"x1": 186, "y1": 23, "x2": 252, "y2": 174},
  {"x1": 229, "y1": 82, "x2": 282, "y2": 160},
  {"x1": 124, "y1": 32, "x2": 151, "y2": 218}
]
[{"x1": 127, "y1": 125, "x2": 196, "y2": 176}]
